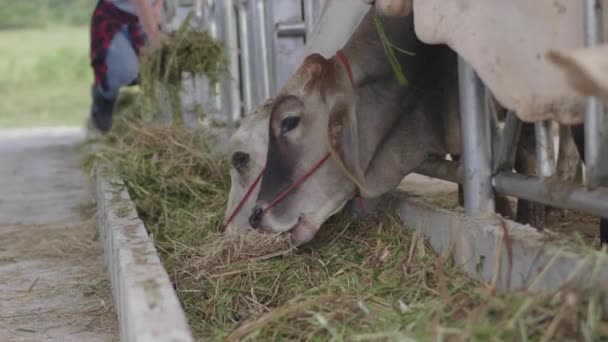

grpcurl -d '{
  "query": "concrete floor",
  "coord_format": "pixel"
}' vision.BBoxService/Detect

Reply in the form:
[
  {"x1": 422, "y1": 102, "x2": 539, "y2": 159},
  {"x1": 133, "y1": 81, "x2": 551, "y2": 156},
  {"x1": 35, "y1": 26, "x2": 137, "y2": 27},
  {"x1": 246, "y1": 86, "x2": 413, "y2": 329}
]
[{"x1": 0, "y1": 128, "x2": 117, "y2": 342}]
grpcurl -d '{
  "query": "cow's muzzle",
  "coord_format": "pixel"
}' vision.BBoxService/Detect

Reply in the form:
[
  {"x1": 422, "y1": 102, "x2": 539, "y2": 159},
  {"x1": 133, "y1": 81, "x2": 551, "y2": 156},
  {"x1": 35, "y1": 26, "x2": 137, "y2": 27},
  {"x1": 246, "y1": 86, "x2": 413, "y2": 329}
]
[{"x1": 249, "y1": 206, "x2": 264, "y2": 229}]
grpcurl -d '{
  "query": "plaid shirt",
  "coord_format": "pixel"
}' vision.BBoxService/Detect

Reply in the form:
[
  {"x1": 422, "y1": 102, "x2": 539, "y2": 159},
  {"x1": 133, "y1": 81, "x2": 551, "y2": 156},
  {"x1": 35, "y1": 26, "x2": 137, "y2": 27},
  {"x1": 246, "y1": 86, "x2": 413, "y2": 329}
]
[{"x1": 90, "y1": 0, "x2": 145, "y2": 90}]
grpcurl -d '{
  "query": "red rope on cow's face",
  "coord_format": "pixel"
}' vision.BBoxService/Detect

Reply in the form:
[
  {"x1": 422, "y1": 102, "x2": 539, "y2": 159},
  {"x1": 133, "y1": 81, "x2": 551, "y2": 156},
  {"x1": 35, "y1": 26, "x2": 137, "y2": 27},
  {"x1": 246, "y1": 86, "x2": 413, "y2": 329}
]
[
  {"x1": 225, "y1": 50, "x2": 365, "y2": 230},
  {"x1": 337, "y1": 50, "x2": 355, "y2": 86},
  {"x1": 225, "y1": 168, "x2": 264, "y2": 226}
]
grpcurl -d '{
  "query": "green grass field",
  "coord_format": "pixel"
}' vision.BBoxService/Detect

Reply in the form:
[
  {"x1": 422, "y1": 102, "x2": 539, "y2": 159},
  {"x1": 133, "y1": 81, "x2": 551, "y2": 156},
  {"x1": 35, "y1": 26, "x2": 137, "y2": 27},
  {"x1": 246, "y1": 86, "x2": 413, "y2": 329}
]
[{"x1": 0, "y1": 26, "x2": 91, "y2": 128}]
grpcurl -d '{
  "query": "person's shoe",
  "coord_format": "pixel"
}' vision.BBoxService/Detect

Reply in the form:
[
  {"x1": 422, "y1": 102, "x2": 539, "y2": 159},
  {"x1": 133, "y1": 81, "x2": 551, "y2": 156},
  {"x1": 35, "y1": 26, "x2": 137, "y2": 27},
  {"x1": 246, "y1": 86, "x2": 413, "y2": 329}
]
[{"x1": 91, "y1": 90, "x2": 116, "y2": 133}]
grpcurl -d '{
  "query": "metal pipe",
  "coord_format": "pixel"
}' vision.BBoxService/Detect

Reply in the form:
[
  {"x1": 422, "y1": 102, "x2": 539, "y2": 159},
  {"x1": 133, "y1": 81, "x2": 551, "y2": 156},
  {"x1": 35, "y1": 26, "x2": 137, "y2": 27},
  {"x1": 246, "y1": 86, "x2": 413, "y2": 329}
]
[
  {"x1": 458, "y1": 58, "x2": 495, "y2": 215},
  {"x1": 534, "y1": 121, "x2": 556, "y2": 178},
  {"x1": 249, "y1": 0, "x2": 273, "y2": 104},
  {"x1": 235, "y1": 1, "x2": 252, "y2": 112},
  {"x1": 276, "y1": 21, "x2": 307, "y2": 37},
  {"x1": 303, "y1": 0, "x2": 317, "y2": 39},
  {"x1": 204, "y1": 0, "x2": 223, "y2": 118},
  {"x1": 493, "y1": 172, "x2": 608, "y2": 219},
  {"x1": 220, "y1": 0, "x2": 242, "y2": 122},
  {"x1": 493, "y1": 112, "x2": 522, "y2": 173},
  {"x1": 269, "y1": 0, "x2": 305, "y2": 91},
  {"x1": 584, "y1": 0, "x2": 607, "y2": 189},
  {"x1": 414, "y1": 159, "x2": 462, "y2": 184},
  {"x1": 194, "y1": 0, "x2": 203, "y2": 19}
]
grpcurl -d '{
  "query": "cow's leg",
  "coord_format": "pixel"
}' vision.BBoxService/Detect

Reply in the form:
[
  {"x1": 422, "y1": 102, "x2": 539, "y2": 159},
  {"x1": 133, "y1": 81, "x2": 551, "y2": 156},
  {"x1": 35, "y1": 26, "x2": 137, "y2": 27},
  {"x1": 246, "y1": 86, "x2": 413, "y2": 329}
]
[
  {"x1": 546, "y1": 126, "x2": 582, "y2": 222},
  {"x1": 515, "y1": 123, "x2": 549, "y2": 229},
  {"x1": 571, "y1": 124, "x2": 608, "y2": 246},
  {"x1": 450, "y1": 155, "x2": 465, "y2": 206}
]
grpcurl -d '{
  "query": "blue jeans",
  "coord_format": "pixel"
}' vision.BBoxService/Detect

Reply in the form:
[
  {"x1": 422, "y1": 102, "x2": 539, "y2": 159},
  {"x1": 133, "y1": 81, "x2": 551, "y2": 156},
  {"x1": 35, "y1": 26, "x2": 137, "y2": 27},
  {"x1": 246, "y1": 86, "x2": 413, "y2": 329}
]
[{"x1": 92, "y1": 25, "x2": 141, "y2": 109}]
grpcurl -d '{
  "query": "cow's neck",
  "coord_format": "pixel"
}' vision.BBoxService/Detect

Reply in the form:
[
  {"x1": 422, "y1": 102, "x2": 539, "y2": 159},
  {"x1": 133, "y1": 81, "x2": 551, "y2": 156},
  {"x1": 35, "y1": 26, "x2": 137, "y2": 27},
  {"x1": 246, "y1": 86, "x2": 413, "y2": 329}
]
[
  {"x1": 340, "y1": 13, "x2": 411, "y2": 87},
  {"x1": 338, "y1": 13, "x2": 426, "y2": 174}
]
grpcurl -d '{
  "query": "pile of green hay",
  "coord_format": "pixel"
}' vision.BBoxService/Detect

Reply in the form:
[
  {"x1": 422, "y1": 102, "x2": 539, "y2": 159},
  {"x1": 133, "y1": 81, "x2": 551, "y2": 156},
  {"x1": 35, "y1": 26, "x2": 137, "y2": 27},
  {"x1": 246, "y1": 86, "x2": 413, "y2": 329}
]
[{"x1": 87, "y1": 111, "x2": 608, "y2": 341}]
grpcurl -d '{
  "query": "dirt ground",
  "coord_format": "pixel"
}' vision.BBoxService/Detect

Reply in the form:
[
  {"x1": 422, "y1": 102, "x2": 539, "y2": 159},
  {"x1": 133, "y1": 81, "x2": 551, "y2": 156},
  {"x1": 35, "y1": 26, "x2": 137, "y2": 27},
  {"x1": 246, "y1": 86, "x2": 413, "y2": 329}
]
[{"x1": 0, "y1": 128, "x2": 117, "y2": 342}]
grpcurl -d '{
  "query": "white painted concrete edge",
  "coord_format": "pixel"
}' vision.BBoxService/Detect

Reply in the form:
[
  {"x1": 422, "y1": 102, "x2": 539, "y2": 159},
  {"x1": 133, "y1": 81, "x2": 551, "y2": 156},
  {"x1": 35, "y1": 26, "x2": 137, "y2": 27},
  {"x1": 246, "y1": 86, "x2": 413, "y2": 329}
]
[
  {"x1": 95, "y1": 168, "x2": 194, "y2": 342},
  {"x1": 391, "y1": 192, "x2": 608, "y2": 304}
]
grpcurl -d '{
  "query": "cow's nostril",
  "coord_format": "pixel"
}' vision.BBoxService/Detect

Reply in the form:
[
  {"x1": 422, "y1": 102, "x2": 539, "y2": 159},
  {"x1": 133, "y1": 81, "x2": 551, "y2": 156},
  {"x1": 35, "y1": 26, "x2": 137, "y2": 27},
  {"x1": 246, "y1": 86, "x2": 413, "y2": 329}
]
[{"x1": 249, "y1": 206, "x2": 263, "y2": 229}]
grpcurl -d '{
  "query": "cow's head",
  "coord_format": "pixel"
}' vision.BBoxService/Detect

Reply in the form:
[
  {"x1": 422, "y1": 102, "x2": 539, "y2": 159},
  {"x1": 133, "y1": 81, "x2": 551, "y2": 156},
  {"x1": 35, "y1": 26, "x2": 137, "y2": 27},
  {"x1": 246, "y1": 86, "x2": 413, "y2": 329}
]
[
  {"x1": 249, "y1": 12, "x2": 457, "y2": 245},
  {"x1": 224, "y1": 99, "x2": 273, "y2": 233},
  {"x1": 247, "y1": 54, "x2": 358, "y2": 243},
  {"x1": 248, "y1": 60, "x2": 452, "y2": 244}
]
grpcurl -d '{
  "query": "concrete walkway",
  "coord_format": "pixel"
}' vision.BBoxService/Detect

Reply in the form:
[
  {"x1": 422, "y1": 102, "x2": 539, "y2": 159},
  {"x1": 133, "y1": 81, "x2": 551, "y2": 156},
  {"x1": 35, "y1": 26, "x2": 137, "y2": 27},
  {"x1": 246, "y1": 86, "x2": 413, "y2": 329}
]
[{"x1": 0, "y1": 128, "x2": 117, "y2": 342}]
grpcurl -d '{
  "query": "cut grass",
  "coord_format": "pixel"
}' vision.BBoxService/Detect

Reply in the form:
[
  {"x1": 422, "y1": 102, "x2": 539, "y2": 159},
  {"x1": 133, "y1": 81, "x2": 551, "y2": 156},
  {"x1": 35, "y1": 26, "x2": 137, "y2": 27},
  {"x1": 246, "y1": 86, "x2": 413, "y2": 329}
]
[
  {"x1": 87, "y1": 107, "x2": 608, "y2": 341},
  {"x1": 0, "y1": 26, "x2": 91, "y2": 128}
]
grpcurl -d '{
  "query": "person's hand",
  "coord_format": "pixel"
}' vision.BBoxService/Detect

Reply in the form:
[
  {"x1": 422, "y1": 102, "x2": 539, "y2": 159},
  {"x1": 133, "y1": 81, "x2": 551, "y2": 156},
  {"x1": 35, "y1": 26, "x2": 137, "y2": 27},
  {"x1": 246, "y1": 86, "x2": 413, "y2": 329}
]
[
  {"x1": 133, "y1": 0, "x2": 166, "y2": 51},
  {"x1": 148, "y1": 31, "x2": 167, "y2": 51}
]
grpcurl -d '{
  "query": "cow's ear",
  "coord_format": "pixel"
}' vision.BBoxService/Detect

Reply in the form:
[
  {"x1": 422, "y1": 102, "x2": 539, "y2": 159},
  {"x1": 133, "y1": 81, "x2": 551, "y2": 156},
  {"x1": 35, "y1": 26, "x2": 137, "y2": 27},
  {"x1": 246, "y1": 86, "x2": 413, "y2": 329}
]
[{"x1": 326, "y1": 99, "x2": 367, "y2": 193}]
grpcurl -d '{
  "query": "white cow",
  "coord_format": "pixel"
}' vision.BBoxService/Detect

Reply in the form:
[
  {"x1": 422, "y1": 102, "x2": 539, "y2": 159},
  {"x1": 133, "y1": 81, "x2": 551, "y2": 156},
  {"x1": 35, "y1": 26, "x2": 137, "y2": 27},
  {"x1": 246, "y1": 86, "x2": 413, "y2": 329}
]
[
  {"x1": 373, "y1": 0, "x2": 607, "y2": 124},
  {"x1": 549, "y1": 44, "x2": 608, "y2": 105},
  {"x1": 224, "y1": 0, "x2": 370, "y2": 233}
]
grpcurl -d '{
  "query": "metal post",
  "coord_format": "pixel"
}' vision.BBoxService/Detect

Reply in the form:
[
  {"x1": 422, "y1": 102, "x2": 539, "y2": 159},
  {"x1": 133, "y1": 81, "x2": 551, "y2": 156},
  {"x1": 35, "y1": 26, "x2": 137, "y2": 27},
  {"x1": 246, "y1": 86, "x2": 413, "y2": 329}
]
[
  {"x1": 219, "y1": 0, "x2": 242, "y2": 122},
  {"x1": 303, "y1": 0, "x2": 319, "y2": 39},
  {"x1": 257, "y1": 0, "x2": 272, "y2": 102},
  {"x1": 458, "y1": 58, "x2": 495, "y2": 215},
  {"x1": 204, "y1": 0, "x2": 223, "y2": 119},
  {"x1": 493, "y1": 112, "x2": 522, "y2": 173},
  {"x1": 247, "y1": 0, "x2": 271, "y2": 106},
  {"x1": 235, "y1": 0, "x2": 253, "y2": 112},
  {"x1": 534, "y1": 121, "x2": 556, "y2": 179},
  {"x1": 584, "y1": 0, "x2": 608, "y2": 188},
  {"x1": 268, "y1": 0, "x2": 305, "y2": 93},
  {"x1": 193, "y1": 0, "x2": 203, "y2": 19}
]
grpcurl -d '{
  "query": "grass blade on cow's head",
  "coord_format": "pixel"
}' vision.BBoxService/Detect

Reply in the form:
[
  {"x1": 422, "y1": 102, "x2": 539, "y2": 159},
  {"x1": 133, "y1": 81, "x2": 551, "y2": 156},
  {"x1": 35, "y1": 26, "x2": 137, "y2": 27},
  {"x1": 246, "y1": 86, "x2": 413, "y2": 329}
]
[{"x1": 373, "y1": 14, "x2": 413, "y2": 86}]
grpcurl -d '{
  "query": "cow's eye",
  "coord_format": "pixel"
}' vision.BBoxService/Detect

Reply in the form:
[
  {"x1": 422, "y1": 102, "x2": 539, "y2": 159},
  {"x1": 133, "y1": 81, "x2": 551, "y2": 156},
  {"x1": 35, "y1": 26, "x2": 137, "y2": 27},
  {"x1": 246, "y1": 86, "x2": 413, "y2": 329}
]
[
  {"x1": 281, "y1": 116, "x2": 300, "y2": 134},
  {"x1": 231, "y1": 151, "x2": 249, "y2": 169}
]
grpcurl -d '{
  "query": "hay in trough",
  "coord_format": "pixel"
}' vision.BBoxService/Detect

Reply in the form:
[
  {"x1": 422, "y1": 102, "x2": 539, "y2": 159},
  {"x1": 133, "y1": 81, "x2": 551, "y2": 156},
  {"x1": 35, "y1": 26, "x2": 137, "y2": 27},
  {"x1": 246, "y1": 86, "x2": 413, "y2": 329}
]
[{"x1": 87, "y1": 103, "x2": 608, "y2": 341}]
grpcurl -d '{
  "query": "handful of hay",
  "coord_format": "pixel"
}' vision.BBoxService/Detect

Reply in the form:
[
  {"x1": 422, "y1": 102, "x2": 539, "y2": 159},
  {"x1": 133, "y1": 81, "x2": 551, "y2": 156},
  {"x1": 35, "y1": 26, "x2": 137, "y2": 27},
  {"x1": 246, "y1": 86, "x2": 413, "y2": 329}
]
[
  {"x1": 87, "y1": 105, "x2": 608, "y2": 341},
  {"x1": 140, "y1": 30, "x2": 227, "y2": 89},
  {"x1": 139, "y1": 18, "x2": 227, "y2": 121}
]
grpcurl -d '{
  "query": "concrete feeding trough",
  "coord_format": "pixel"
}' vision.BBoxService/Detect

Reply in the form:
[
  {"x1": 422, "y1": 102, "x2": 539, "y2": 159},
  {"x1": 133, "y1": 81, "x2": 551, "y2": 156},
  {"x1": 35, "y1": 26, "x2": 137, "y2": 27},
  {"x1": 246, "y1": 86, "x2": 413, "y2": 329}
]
[{"x1": 95, "y1": 169, "x2": 194, "y2": 342}]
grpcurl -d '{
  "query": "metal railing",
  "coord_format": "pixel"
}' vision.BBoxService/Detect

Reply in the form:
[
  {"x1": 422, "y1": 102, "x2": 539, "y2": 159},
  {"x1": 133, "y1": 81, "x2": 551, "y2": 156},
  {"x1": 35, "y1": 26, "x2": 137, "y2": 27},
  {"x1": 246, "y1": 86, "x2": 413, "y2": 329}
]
[
  {"x1": 421, "y1": 0, "x2": 608, "y2": 229},
  {"x1": 163, "y1": 0, "x2": 322, "y2": 122},
  {"x1": 163, "y1": 1, "x2": 607, "y2": 231}
]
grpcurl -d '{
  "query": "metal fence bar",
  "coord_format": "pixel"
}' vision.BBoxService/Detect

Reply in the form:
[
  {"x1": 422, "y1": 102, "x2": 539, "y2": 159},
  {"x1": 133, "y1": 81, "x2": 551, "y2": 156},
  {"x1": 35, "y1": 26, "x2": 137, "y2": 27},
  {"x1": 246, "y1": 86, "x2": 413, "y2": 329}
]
[
  {"x1": 268, "y1": 0, "x2": 305, "y2": 93},
  {"x1": 458, "y1": 58, "x2": 495, "y2": 215},
  {"x1": 303, "y1": 0, "x2": 322, "y2": 38},
  {"x1": 494, "y1": 172, "x2": 608, "y2": 219},
  {"x1": 235, "y1": 1, "x2": 253, "y2": 113},
  {"x1": 193, "y1": 0, "x2": 203, "y2": 18},
  {"x1": 248, "y1": 0, "x2": 272, "y2": 106},
  {"x1": 534, "y1": 121, "x2": 556, "y2": 179},
  {"x1": 493, "y1": 112, "x2": 522, "y2": 173},
  {"x1": 216, "y1": 0, "x2": 242, "y2": 122},
  {"x1": 276, "y1": 21, "x2": 307, "y2": 37},
  {"x1": 584, "y1": 0, "x2": 608, "y2": 188}
]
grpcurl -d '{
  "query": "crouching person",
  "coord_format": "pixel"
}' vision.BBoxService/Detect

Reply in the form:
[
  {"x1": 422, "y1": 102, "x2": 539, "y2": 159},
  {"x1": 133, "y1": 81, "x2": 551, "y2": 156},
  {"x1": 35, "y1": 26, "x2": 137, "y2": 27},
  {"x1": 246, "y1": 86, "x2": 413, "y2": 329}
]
[{"x1": 89, "y1": 0, "x2": 165, "y2": 132}]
